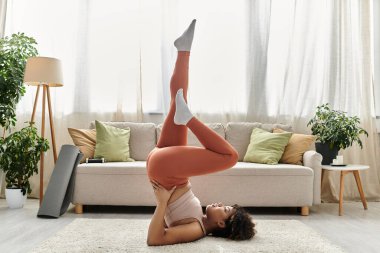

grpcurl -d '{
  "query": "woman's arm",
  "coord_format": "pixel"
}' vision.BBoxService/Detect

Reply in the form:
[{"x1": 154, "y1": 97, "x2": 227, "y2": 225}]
[
  {"x1": 146, "y1": 180, "x2": 204, "y2": 246},
  {"x1": 147, "y1": 180, "x2": 176, "y2": 245},
  {"x1": 149, "y1": 221, "x2": 204, "y2": 246},
  {"x1": 147, "y1": 202, "x2": 167, "y2": 245}
]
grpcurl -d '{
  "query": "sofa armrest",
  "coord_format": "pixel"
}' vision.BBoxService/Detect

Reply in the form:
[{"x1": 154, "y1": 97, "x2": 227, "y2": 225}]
[{"x1": 303, "y1": 150, "x2": 323, "y2": 205}]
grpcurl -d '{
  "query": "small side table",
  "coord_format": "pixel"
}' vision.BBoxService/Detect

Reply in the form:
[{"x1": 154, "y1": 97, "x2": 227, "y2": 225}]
[{"x1": 321, "y1": 164, "x2": 368, "y2": 216}]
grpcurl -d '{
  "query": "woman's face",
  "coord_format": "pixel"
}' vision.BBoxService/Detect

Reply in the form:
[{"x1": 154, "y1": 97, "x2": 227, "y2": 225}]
[{"x1": 206, "y1": 202, "x2": 236, "y2": 227}]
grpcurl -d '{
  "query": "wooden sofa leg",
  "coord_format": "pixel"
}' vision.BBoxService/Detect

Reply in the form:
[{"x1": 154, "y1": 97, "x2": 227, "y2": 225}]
[
  {"x1": 75, "y1": 204, "x2": 83, "y2": 214},
  {"x1": 301, "y1": 206, "x2": 309, "y2": 216}
]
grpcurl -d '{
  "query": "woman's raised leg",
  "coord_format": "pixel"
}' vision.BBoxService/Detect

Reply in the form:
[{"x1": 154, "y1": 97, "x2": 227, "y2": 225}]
[
  {"x1": 156, "y1": 52, "x2": 190, "y2": 147},
  {"x1": 156, "y1": 19, "x2": 196, "y2": 148},
  {"x1": 148, "y1": 90, "x2": 239, "y2": 189},
  {"x1": 147, "y1": 19, "x2": 239, "y2": 190}
]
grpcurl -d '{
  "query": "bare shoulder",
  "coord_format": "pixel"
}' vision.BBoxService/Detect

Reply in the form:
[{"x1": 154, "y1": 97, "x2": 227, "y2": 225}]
[{"x1": 154, "y1": 221, "x2": 205, "y2": 246}]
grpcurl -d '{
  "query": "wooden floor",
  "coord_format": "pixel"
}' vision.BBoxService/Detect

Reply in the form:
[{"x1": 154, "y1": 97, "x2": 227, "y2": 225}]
[{"x1": 1, "y1": 199, "x2": 379, "y2": 253}]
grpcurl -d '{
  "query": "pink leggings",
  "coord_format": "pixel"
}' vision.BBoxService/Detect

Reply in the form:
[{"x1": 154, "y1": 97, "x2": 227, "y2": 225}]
[{"x1": 146, "y1": 52, "x2": 239, "y2": 190}]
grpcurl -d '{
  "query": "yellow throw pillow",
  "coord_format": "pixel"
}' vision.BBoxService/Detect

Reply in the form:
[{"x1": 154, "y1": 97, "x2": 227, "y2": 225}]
[
  {"x1": 273, "y1": 128, "x2": 316, "y2": 165},
  {"x1": 68, "y1": 128, "x2": 96, "y2": 163}
]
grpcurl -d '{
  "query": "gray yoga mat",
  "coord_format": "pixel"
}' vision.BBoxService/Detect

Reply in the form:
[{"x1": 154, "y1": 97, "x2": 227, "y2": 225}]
[{"x1": 37, "y1": 145, "x2": 83, "y2": 218}]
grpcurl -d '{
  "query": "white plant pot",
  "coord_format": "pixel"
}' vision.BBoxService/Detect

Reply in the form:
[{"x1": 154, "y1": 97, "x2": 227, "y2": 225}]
[{"x1": 5, "y1": 188, "x2": 27, "y2": 209}]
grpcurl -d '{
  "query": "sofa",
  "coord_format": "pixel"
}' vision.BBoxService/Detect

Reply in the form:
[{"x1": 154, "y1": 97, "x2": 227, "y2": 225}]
[{"x1": 72, "y1": 122, "x2": 322, "y2": 216}]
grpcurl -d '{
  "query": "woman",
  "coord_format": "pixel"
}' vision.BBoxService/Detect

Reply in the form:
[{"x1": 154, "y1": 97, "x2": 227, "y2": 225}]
[{"x1": 146, "y1": 19, "x2": 256, "y2": 246}]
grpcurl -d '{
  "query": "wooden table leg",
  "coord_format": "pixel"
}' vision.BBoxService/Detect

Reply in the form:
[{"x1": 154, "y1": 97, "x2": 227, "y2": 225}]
[
  {"x1": 321, "y1": 169, "x2": 325, "y2": 192},
  {"x1": 321, "y1": 169, "x2": 325, "y2": 187},
  {"x1": 339, "y1": 171, "x2": 345, "y2": 216},
  {"x1": 353, "y1": 170, "x2": 368, "y2": 210}
]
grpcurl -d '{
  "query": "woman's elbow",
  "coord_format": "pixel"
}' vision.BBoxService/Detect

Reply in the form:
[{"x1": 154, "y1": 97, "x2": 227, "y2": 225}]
[
  {"x1": 147, "y1": 237, "x2": 172, "y2": 246},
  {"x1": 147, "y1": 238, "x2": 162, "y2": 246},
  {"x1": 147, "y1": 238, "x2": 156, "y2": 246},
  {"x1": 225, "y1": 149, "x2": 239, "y2": 167}
]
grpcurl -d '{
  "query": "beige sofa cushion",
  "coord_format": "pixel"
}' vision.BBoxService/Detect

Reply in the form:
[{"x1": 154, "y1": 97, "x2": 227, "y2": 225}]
[
  {"x1": 225, "y1": 122, "x2": 293, "y2": 161},
  {"x1": 90, "y1": 121, "x2": 156, "y2": 161},
  {"x1": 156, "y1": 123, "x2": 225, "y2": 147},
  {"x1": 77, "y1": 161, "x2": 312, "y2": 176}
]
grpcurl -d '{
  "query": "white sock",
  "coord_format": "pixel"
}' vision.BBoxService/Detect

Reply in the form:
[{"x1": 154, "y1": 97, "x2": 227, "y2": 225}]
[
  {"x1": 174, "y1": 19, "x2": 196, "y2": 51},
  {"x1": 174, "y1": 89, "x2": 193, "y2": 125}
]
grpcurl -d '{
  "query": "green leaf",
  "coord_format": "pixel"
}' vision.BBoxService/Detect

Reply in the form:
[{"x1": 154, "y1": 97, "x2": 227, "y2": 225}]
[
  {"x1": 0, "y1": 122, "x2": 49, "y2": 193},
  {"x1": 308, "y1": 103, "x2": 368, "y2": 150},
  {"x1": 0, "y1": 33, "x2": 38, "y2": 131}
]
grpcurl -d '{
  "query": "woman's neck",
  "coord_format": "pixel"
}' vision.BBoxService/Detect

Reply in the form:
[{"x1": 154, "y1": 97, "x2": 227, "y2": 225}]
[{"x1": 202, "y1": 215, "x2": 217, "y2": 234}]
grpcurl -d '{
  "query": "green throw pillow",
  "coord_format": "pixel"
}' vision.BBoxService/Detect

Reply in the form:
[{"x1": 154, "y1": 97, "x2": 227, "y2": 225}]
[
  {"x1": 94, "y1": 120, "x2": 135, "y2": 162},
  {"x1": 243, "y1": 128, "x2": 292, "y2": 165}
]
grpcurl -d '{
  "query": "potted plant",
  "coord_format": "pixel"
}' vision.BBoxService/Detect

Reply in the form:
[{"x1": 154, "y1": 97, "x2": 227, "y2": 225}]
[
  {"x1": 0, "y1": 32, "x2": 38, "y2": 136},
  {"x1": 307, "y1": 103, "x2": 368, "y2": 165},
  {"x1": 0, "y1": 122, "x2": 49, "y2": 208},
  {"x1": 0, "y1": 33, "x2": 46, "y2": 208}
]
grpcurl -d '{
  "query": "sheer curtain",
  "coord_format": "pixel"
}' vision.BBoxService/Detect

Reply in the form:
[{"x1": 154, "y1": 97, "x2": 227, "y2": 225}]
[
  {"x1": 0, "y1": 0, "x2": 248, "y2": 198},
  {"x1": 247, "y1": 0, "x2": 380, "y2": 201},
  {"x1": 1, "y1": 0, "x2": 379, "y2": 201},
  {"x1": 0, "y1": 0, "x2": 5, "y2": 37},
  {"x1": 0, "y1": 0, "x2": 6, "y2": 196},
  {"x1": 159, "y1": 0, "x2": 248, "y2": 122}
]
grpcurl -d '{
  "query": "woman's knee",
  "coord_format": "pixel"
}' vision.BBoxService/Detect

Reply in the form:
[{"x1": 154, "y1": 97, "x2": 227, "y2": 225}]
[{"x1": 227, "y1": 149, "x2": 239, "y2": 166}]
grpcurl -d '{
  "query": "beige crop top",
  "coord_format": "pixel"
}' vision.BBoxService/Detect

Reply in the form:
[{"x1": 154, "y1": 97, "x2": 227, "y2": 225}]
[{"x1": 164, "y1": 189, "x2": 207, "y2": 236}]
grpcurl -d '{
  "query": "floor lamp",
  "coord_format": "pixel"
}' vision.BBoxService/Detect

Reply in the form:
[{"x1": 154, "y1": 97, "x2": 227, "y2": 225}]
[{"x1": 23, "y1": 57, "x2": 63, "y2": 206}]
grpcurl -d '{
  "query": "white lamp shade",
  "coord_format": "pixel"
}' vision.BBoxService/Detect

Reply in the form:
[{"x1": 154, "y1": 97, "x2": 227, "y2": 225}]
[{"x1": 23, "y1": 57, "x2": 63, "y2": 87}]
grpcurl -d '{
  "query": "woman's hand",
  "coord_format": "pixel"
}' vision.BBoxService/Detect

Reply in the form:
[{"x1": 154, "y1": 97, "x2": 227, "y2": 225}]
[{"x1": 151, "y1": 180, "x2": 176, "y2": 205}]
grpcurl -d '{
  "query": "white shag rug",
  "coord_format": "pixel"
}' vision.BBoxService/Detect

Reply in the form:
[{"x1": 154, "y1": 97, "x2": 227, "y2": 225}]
[{"x1": 30, "y1": 218, "x2": 346, "y2": 253}]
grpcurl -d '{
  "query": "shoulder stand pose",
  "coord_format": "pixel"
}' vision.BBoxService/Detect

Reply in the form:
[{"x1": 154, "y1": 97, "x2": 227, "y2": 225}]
[{"x1": 146, "y1": 19, "x2": 256, "y2": 246}]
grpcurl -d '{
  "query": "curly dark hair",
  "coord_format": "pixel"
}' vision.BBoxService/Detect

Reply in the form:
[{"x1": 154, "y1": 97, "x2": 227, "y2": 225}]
[{"x1": 211, "y1": 204, "x2": 256, "y2": 240}]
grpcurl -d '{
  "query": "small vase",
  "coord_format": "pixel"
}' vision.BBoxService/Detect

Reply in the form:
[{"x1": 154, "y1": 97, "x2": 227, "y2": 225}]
[
  {"x1": 5, "y1": 188, "x2": 27, "y2": 209},
  {"x1": 315, "y1": 142, "x2": 340, "y2": 165}
]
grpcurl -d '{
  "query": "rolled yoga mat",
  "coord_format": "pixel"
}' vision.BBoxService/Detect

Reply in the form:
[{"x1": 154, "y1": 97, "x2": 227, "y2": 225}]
[{"x1": 37, "y1": 145, "x2": 83, "y2": 218}]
